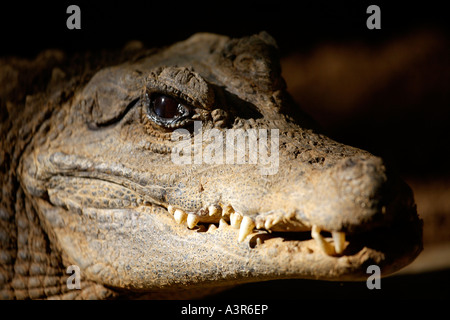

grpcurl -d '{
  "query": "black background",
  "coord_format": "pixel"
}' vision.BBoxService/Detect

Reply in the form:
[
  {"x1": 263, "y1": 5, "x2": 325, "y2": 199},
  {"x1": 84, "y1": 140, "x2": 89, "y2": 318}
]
[{"x1": 1, "y1": 1, "x2": 447, "y2": 57}]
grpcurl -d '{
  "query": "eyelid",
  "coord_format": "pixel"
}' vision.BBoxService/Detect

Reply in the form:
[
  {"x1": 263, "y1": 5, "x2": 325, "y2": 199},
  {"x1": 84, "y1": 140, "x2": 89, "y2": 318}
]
[{"x1": 145, "y1": 66, "x2": 215, "y2": 110}]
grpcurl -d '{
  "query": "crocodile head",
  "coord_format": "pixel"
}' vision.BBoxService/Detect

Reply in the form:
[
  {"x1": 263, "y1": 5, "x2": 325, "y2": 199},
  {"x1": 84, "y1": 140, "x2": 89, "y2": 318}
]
[{"x1": 19, "y1": 32, "x2": 422, "y2": 296}]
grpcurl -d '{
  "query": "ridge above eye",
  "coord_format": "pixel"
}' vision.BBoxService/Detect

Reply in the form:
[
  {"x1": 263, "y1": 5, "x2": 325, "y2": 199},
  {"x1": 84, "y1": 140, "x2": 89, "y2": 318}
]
[{"x1": 146, "y1": 66, "x2": 215, "y2": 110}]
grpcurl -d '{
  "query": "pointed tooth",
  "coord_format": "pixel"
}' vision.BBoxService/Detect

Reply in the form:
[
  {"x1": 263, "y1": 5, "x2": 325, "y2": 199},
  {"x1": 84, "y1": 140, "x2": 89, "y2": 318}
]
[
  {"x1": 230, "y1": 212, "x2": 243, "y2": 229},
  {"x1": 167, "y1": 205, "x2": 176, "y2": 214},
  {"x1": 207, "y1": 224, "x2": 217, "y2": 232},
  {"x1": 222, "y1": 204, "x2": 234, "y2": 216},
  {"x1": 311, "y1": 225, "x2": 336, "y2": 256},
  {"x1": 238, "y1": 216, "x2": 255, "y2": 242},
  {"x1": 174, "y1": 209, "x2": 187, "y2": 225},
  {"x1": 255, "y1": 219, "x2": 264, "y2": 229},
  {"x1": 219, "y1": 218, "x2": 229, "y2": 229},
  {"x1": 264, "y1": 216, "x2": 281, "y2": 230},
  {"x1": 187, "y1": 213, "x2": 200, "y2": 229},
  {"x1": 208, "y1": 205, "x2": 220, "y2": 217},
  {"x1": 332, "y1": 231, "x2": 346, "y2": 254},
  {"x1": 256, "y1": 237, "x2": 263, "y2": 246},
  {"x1": 264, "y1": 217, "x2": 274, "y2": 230}
]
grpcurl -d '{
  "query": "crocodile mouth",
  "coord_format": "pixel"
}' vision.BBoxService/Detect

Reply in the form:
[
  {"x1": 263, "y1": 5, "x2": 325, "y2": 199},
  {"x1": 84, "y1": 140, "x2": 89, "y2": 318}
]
[
  {"x1": 41, "y1": 171, "x2": 422, "y2": 280},
  {"x1": 164, "y1": 202, "x2": 423, "y2": 265}
]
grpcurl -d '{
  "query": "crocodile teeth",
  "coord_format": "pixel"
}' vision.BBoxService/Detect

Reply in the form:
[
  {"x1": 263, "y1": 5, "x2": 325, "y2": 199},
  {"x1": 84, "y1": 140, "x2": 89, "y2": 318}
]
[
  {"x1": 167, "y1": 205, "x2": 176, "y2": 215},
  {"x1": 187, "y1": 213, "x2": 200, "y2": 229},
  {"x1": 238, "y1": 216, "x2": 256, "y2": 242},
  {"x1": 221, "y1": 204, "x2": 234, "y2": 217},
  {"x1": 255, "y1": 219, "x2": 264, "y2": 229},
  {"x1": 332, "y1": 231, "x2": 346, "y2": 254},
  {"x1": 264, "y1": 217, "x2": 273, "y2": 230},
  {"x1": 207, "y1": 224, "x2": 217, "y2": 232},
  {"x1": 264, "y1": 216, "x2": 280, "y2": 230},
  {"x1": 219, "y1": 218, "x2": 229, "y2": 229},
  {"x1": 208, "y1": 205, "x2": 221, "y2": 217},
  {"x1": 169, "y1": 205, "x2": 347, "y2": 252},
  {"x1": 174, "y1": 209, "x2": 187, "y2": 225},
  {"x1": 311, "y1": 225, "x2": 336, "y2": 256},
  {"x1": 230, "y1": 212, "x2": 243, "y2": 229}
]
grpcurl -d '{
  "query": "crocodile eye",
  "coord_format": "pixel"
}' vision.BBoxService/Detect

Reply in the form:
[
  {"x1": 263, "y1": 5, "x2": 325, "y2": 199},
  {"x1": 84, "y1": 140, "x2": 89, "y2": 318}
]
[
  {"x1": 153, "y1": 95, "x2": 181, "y2": 118},
  {"x1": 145, "y1": 93, "x2": 190, "y2": 128}
]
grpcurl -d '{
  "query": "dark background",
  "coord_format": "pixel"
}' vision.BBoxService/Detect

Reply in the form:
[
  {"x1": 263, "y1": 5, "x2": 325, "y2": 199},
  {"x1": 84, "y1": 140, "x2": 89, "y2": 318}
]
[
  {"x1": 2, "y1": 1, "x2": 449, "y2": 300},
  {"x1": 1, "y1": 1, "x2": 447, "y2": 57}
]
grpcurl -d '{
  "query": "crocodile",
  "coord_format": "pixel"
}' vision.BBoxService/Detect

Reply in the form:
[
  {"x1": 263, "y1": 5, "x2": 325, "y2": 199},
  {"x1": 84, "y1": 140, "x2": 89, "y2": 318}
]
[{"x1": 0, "y1": 32, "x2": 422, "y2": 299}]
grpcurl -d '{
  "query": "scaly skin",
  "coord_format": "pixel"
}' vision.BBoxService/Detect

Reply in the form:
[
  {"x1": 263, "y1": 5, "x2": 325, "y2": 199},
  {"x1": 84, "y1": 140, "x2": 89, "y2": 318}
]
[{"x1": 0, "y1": 32, "x2": 422, "y2": 299}]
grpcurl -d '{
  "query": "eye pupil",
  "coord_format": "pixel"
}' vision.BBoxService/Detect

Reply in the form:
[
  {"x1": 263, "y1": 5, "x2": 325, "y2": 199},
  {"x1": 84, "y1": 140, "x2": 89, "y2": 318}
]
[
  {"x1": 146, "y1": 93, "x2": 190, "y2": 128},
  {"x1": 153, "y1": 95, "x2": 180, "y2": 119}
]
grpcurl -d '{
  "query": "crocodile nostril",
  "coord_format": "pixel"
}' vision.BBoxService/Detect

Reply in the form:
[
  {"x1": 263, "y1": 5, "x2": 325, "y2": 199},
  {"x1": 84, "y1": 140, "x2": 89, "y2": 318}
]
[{"x1": 341, "y1": 157, "x2": 358, "y2": 169}]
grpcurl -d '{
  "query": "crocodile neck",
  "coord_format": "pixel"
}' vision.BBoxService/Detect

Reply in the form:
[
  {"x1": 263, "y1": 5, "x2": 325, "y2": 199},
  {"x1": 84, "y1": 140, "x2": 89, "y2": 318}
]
[{"x1": 0, "y1": 53, "x2": 117, "y2": 299}]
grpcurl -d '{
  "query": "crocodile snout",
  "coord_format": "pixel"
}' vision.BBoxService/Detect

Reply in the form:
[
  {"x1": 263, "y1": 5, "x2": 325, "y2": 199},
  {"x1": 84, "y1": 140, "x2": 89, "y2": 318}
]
[
  {"x1": 318, "y1": 155, "x2": 389, "y2": 232},
  {"x1": 284, "y1": 154, "x2": 416, "y2": 234}
]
